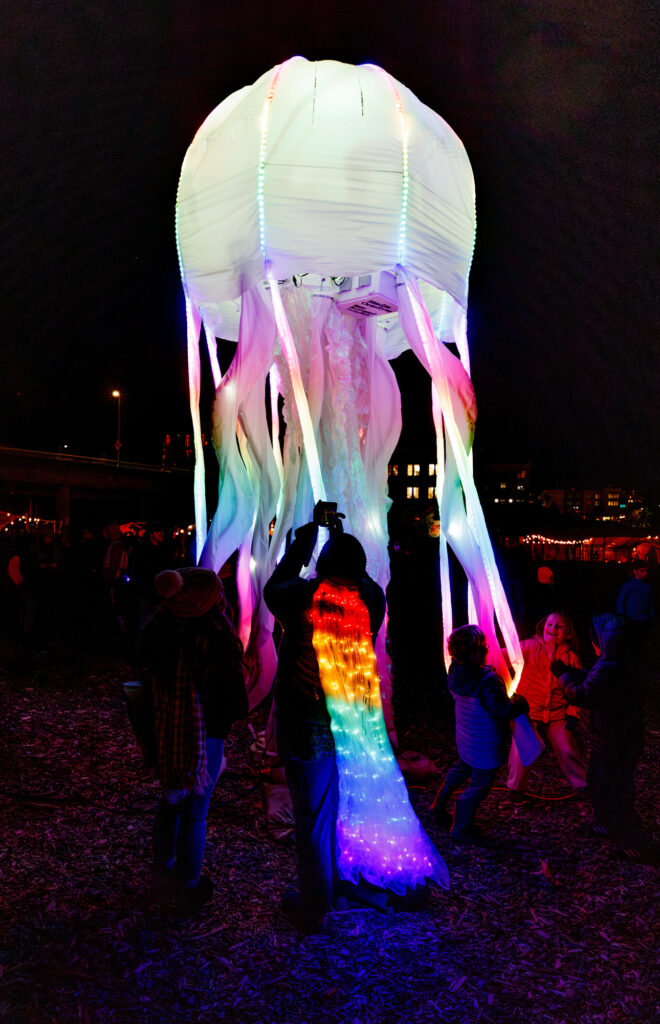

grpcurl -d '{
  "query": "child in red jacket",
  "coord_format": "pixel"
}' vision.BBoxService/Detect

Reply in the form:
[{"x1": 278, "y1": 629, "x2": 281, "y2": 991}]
[{"x1": 506, "y1": 612, "x2": 587, "y2": 801}]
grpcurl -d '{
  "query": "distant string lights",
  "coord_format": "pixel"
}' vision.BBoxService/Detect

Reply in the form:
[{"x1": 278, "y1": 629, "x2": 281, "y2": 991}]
[
  {"x1": 1, "y1": 513, "x2": 56, "y2": 533},
  {"x1": 1, "y1": 513, "x2": 198, "y2": 536},
  {"x1": 521, "y1": 534, "x2": 594, "y2": 547},
  {"x1": 521, "y1": 533, "x2": 659, "y2": 546}
]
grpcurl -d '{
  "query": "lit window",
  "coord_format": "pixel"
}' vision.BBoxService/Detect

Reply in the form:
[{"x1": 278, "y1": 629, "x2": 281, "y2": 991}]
[
  {"x1": 407, "y1": 464, "x2": 413, "y2": 476},
  {"x1": 427, "y1": 487, "x2": 436, "y2": 499},
  {"x1": 389, "y1": 464, "x2": 399, "y2": 476},
  {"x1": 413, "y1": 486, "x2": 419, "y2": 498},
  {"x1": 428, "y1": 463, "x2": 436, "y2": 475},
  {"x1": 500, "y1": 482, "x2": 507, "y2": 489},
  {"x1": 406, "y1": 486, "x2": 419, "y2": 499},
  {"x1": 413, "y1": 464, "x2": 420, "y2": 476}
]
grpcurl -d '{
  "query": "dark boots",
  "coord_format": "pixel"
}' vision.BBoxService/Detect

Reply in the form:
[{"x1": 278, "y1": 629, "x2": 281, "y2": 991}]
[
  {"x1": 433, "y1": 785, "x2": 456, "y2": 829},
  {"x1": 450, "y1": 796, "x2": 479, "y2": 842}
]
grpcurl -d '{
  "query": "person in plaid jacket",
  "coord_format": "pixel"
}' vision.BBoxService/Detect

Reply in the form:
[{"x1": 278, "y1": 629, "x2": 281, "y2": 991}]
[{"x1": 141, "y1": 567, "x2": 248, "y2": 906}]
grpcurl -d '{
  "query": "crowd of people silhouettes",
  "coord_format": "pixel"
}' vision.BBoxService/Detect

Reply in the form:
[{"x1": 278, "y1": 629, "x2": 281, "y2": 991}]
[{"x1": 2, "y1": 514, "x2": 657, "y2": 931}]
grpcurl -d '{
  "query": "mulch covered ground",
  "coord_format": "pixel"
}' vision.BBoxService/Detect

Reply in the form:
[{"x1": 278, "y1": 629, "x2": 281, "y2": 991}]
[{"x1": 1, "y1": 630, "x2": 658, "y2": 1024}]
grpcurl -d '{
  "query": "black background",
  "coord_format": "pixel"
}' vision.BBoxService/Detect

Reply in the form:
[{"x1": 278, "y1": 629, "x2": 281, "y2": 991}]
[{"x1": 2, "y1": 1, "x2": 658, "y2": 487}]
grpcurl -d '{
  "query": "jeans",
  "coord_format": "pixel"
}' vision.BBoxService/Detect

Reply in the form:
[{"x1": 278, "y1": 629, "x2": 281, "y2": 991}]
[
  {"x1": 437, "y1": 758, "x2": 499, "y2": 836},
  {"x1": 589, "y1": 743, "x2": 646, "y2": 843},
  {"x1": 152, "y1": 736, "x2": 224, "y2": 885},
  {"x1": 285, "y1": 754, "x2": 339, "y2": 920}
]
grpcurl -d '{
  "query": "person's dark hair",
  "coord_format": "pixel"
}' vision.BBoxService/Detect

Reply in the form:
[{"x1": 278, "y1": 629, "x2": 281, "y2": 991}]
[
  {"x1": 447, "y1": 625, "x2": 488, "y2": 665},
  {"x1": 590, "y1": 612, "x2": 628, "y2": 660},
  {"x1": 315, "y1": 533, "x2": 367, "y2": 582}
]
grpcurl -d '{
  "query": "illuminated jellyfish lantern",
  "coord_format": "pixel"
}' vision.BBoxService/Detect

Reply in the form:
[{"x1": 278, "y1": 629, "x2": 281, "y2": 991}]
[{"x1": 176, "y1": 57, "x2": 523, "y2": 724}]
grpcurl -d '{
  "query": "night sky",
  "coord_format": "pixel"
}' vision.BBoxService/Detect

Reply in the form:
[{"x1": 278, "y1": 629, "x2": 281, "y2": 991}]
[{"x1": 2, "y1": 1, "x2": 658, "y2": 488}]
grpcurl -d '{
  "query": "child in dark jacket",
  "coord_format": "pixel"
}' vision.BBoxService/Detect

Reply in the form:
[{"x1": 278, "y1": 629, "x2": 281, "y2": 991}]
[
  {"x1": 434, "y1": 625, "x2": 529, "y2": 841},
  {"x1": 551, "y1": 613, "x2": 655, "y2": 863}
]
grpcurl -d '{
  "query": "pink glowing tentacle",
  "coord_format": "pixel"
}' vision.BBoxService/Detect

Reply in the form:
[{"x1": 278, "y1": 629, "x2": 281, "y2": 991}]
[
  {"x1": 235, "y1": 533, "x2": 255, "y2": 650},
  {"x1": 431, "y1": 387, "x2": 453, "y2": 672},
  {"x1": 268, "y1": 365, "x2": 285, "y2": 523},
  {"x1": 398, "y1": 267, "x2": 523, "y2": 688}
]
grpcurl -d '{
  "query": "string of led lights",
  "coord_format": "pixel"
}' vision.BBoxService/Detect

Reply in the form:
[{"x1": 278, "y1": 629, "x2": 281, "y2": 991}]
[
  {"x1": 312, "y1": 580, "x2": 448, "y2": 892},
  {"x1": 521, "y1": 533, "x2": 659, "y2": 546},
  {"x1": 362, "y1": 64, "x2": 409, "y2": 264},
  {"x1": 258, "y1": 61, "x2": 326, "y2": 508},
  {"x1": 257, "y1": 64, "x2": 285, "y2": 259},
  {"x1": 521, "y1": 534, "x2": 595, "y2": 546}
]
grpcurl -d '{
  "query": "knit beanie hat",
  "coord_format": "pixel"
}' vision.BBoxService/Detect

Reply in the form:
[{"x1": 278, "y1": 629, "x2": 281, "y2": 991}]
[
  {"x1": 315, "y1": 534, "x2": 367, "y2": 582},
  {"x1": 154, "y1": 568, "x2": 225, "y2": 618}
]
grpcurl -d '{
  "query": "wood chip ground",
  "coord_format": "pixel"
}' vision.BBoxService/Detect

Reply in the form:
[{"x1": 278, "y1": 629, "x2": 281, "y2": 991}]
[{"x1": 1, "y1": 630, "x2": 658, "y2": 1024}]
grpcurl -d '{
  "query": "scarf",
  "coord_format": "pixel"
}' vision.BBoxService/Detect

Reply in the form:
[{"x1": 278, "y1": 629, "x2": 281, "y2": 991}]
[
  {"x1": 311, "y1": 580, "x2": 448, "y2": 893},
  {"x1": 152, "y1": 647, "x2": 209, "y2": 803}
]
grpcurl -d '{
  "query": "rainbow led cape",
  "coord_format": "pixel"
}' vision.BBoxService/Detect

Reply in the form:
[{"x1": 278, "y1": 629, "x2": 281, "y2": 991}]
[
  {"x1": 176, "y1": 58, "x2": 523, "y2": 722},
  {"x1": 312, "y1": 580, "x2": 448, "y2": 892}
]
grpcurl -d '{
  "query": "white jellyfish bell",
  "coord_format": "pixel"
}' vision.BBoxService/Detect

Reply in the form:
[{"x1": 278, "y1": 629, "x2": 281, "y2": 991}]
[{"x1": 176, "y1": 57, "x2": 523, "y2": 724}]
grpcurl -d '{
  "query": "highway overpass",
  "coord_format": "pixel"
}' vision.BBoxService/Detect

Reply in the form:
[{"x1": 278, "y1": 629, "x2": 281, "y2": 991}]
[{"x1": 0, "y1": 446, "x2": 214, "y2": 528}]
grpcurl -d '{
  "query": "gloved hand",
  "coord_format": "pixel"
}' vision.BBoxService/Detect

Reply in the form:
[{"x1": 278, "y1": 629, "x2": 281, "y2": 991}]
[
  {"x1": 294, "y1": 522, "x2": 318, "y2": 567},
  {"x1": 510, "y1": 692, "x2": 530, "y2": 717},
  {"x1": 294, "y1": 522, "x2": 318, "y2": 544},
  {"x1": 549, "y1": 658, "x2": 569, "y2": 678}
]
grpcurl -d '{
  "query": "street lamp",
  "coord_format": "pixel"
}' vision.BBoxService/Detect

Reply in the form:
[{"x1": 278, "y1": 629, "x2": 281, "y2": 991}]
[{"x1": 112, "y1": 390, "x2": 122, "y2": 467}]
